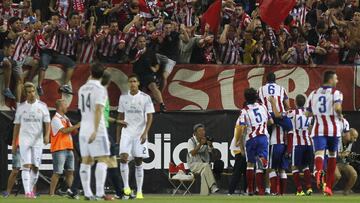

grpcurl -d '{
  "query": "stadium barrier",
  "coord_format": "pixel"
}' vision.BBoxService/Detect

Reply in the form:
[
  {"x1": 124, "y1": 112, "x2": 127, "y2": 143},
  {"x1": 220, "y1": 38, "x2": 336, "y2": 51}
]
[
  {"x1": 1, "y1": 110, "x2": 359, "y2": 193},
  {"x1": 0, "y1": 64, "x2": 360, "y2": 111}
]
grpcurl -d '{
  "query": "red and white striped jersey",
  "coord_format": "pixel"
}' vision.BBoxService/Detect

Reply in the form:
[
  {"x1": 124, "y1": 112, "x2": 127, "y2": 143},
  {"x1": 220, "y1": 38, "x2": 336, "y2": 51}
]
[
  {"x1": 12, "y1": 35, "x2": 34, "y2": 62},
  {"x1": 41, "y1": 25, "x2": 59, "y2": 51},
  {"x1": 56, "y1": 0, "x2": 71, "y2": 19},
  {"x1": 290, "y1": 4, "x2": 309, "y2": 27},
  {"x1": 97, "y1": 31, "x2": 125, "y2": 57},
  {"x1": 219, "y1": 38, "x2": 241, "y2": 64},
  {"x1": 175, "y1": 4, "x2": 194, "y2": 27},
  {"x1": 78, "y1": 36, "x2": 96, "y2": 63},
  {"x1": 306, "y1": 86, "x2": 343, "y2": 137},
  {"x1": 237, "y1": 102, "x2": 271, "y2": 141},
  {"x1": 124, "y1": 25, "x2": 147, "y2": 55},
  {"x1": 56, "y1": 25, "x2": 78, "y2": 56},
  {"x1": 288, "y1": 108, "x2": 312, "y2": 146},
  {"x1": 0, "y1": 3, "x2": 21, "y2": 21},
  {"x1": 258, "y1": 83, "x2": 289, "y2": 113},
  {"x1": 270, "y1": 125, "x2": 286, "y2": 145}
]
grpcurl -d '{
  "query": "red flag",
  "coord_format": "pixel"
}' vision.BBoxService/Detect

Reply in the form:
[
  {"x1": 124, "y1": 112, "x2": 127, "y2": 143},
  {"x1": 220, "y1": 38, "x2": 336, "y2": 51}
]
[
  {"x1": 201, "y1": 0, "x2": 221, "y2": 34},
  {"x1": 259, "y1": 0, "x2": 296, "y2": 30}
]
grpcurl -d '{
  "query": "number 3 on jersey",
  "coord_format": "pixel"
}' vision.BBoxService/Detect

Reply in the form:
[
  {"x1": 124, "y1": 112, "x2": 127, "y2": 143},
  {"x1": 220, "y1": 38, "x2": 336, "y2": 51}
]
[
  {"x1": 253, "y1": 108, "x2": 263, "y2": 123},
  {"x1": 318, "y1": 96, "x2": 326, "y2": 113},
  {"x1": 81, "y1": 93, "x2": 91, "y2": 112}
]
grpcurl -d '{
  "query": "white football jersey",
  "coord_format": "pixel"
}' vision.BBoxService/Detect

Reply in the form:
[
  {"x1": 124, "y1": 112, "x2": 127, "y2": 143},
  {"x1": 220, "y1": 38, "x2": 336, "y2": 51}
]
[
  {"x1": 306, "y1": 86, "x2": 343, "y2": 137},
  {"x1": 14, "y1": 99, "x2": 50, "y2": 147},
  {"x1": 118, "y1": 91, "x2": 155, "y2": 137},
  {"x1": 78, "y1": 79, "x2": 108, "y2": 137}
]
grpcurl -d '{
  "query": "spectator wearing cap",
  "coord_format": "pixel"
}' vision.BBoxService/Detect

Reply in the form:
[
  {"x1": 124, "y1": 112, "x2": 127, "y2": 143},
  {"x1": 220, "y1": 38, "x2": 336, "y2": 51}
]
[{"x1": 187, "y1": 123, "x2": 219, "y2": 196}]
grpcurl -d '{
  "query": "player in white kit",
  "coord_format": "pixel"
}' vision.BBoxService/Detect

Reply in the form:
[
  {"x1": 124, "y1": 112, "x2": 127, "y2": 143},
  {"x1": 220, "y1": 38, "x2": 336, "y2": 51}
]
[
  {"x1": 116, "y1": 74, "x2": 155, "y2": 199},
  {"x1": 12, "y1": 82, "x2": 50, "y2": 198},
  {"x1": 78, "y1": 63, "x2": 111, "y2": 200}
]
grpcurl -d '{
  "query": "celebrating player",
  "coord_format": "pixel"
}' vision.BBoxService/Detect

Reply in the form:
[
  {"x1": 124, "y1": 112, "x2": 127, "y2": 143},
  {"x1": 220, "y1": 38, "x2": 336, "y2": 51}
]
[
  {"x1": 78, "y1": 63, "x2": 111, "y2": 200},
  {"x1": 116, "y1": 74, "x2": 155, "y2": 199},
  {"x1": 288, "y1": 95, "x2": 314, "y2": 196},
  {"x1": 236, "y1": 88, "x2": 273, "y2": 195},
  {"x1": 306, "y1": 71, "x2": 343, "y2": 196},
  {"x1": 12, "y1": 82, "x2": 50, "y2": 198}
]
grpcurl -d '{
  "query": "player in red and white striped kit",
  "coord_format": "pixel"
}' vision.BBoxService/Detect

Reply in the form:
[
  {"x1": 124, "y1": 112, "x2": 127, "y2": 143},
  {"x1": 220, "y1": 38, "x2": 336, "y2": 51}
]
[
  {"x1": 96, "y1": 20, "x2": 126, "y2": 63},
  {"x1": 258, "y1": 72, "x2": 293, "y2": 132},
  {"x1": 267, "y1": 96, "x2": 289, "y2": 196},
  {"x1": 236, "y1": 88, "x2": 273, "y2": 196},
  {"x1": 288, "y1": 94, "x2": 314, "y2": 196},
  {"x1": 305, "y1": 71, "x2": 343, "y2": 196}
]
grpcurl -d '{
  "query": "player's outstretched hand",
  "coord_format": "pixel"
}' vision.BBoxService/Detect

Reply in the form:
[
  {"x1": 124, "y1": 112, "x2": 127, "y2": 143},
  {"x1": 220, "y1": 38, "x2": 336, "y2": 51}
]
[
  {"x1": 140, "y1": 133, "x2": 147, "y2": 144},
  {"x1": 88, "y1": 132, "x2": 96, "y2": 144}
]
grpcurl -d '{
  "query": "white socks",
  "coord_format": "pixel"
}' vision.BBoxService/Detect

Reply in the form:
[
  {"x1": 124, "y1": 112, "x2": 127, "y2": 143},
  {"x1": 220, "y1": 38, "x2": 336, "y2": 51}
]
[
  {"x1": 80, "y1": 164, "x2": 93, "y2": 197},
  {"x1": 95, "y1": 162, "x2": 108, "y2": 197},
  {"x1": 22, "y1": 168, "x2": 31, "y2": 194},
  {"x1": 30, "y1": 169, "x2": 39, "y2": 189},
  {"x1": 120, "y1": 163, "x2": 129, "y2": 188},
  {"x1": 135, "y1": 164, "x2": 144, "y2": 193}
]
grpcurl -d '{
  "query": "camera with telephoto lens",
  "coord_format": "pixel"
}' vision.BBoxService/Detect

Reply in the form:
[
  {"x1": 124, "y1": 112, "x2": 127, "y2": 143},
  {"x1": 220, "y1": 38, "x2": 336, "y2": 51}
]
[{"x1": 205, "y1": 136, "x2": 213, "y2": 143}]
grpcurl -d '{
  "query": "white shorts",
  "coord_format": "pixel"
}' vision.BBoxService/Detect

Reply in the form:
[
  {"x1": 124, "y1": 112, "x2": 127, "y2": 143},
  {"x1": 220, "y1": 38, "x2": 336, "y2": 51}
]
[
  {"x1": 156, "y1": 53, "x2": 176, "y2": 74},
  {"x1": 79, "y1": 135, "x2": 110, "y2": 158},
  {"x1": 19, "y1": 145, "x2": 43, "y2": 168},
  {"x1": 120, "y1": 135, "x2": 149, "y2": 158}
]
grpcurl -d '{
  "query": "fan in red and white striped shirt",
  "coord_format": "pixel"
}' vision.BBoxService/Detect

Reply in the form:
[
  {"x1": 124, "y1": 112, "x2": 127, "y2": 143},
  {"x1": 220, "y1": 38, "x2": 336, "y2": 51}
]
[
  {"x1": 124, "y1": 24, "x2": 147, "y2": 55},
  {"x1": 290, "y1": 3, "x2": 309, "y2": 27},
  {"x1": 50, "y1": 0, "x2": 72, "y2": 19},
  {"x1": 0, "y1": 1, "x2": 21, "y2": 23},
  {"x1": 174, "y1": 0, "x2": 194, "y2": 27},
  {"x1": 78, "y1": 17, "x2": 97, "y2": 64},
  {"x1": 56, "y1": 13, "x2": 80, "y2": 57},
  {"x1": 96, "y1": 21, "x2": 125, "y2": 59},
  {"x1": 12, "y1": 33, "x2": 34, "y2": 62},
  {"x1": 219, "y1": 25, "x2": 241, "y2": 65}
]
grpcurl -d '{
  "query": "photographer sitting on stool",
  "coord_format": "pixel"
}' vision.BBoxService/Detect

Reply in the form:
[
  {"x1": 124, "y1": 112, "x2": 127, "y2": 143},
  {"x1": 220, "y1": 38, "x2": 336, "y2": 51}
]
[
  {"x1": 334, "y1": 127, "x2": 359, "y2": 195},
  {"x1": 187, "y1": 124, "x2": 219, "y2": 195}
]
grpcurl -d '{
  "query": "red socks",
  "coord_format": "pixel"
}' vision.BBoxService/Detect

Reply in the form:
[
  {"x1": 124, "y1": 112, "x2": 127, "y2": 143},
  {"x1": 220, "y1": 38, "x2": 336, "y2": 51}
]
[
  {"x1": 315, "y1": 156, "x2": 324, "y2": 174},
  {"x1": 303, "y1": 169, "x2": 312, "y2": 189},
  {"x1": 246, "y1": 169, "x2": 254, "y2": 194},
  {"x1": 256, "y1": 172, "x2": 265, "y2": 195},
  {"x1": 292, "y1": 171, "x2": 302, "y2": 192},
  {"x1": 326, "y1": 157, "x2": 337, "y2": 189}
]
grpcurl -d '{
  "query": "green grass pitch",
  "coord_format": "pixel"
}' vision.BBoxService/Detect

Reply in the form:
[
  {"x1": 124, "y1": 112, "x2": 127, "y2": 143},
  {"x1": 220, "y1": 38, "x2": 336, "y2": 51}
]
[{"x1": 1, "y1": 195, "x2": 360, "y2": 203}]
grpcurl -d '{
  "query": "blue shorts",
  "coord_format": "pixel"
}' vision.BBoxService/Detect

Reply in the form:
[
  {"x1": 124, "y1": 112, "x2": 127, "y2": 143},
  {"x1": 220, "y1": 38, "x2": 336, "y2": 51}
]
[
  {"x1": 292, "y1": 145, "x2": 313, "y2": 168},
  {"x1": 40, "y1": 50, "x2": 76, "y2": 71},
  {"x1": 245, "y1": 135, "x2": 268, "y2": 164},
  {"x1": 270, "y1": 113, "x2": 293, "y2": 132},
  {"x1": 312, "y1": 136, "x2": 339, "y2": 152},
  {"x1": 269, "y1": 144, "x2": 289, "y2": 170},
  {"x1": 52, "y1": 150, "x2": 75, "y2": 174}
]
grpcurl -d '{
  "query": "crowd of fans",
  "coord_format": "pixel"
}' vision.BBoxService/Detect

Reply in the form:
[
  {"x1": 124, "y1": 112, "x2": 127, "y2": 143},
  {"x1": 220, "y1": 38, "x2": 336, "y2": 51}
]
[{"x1": 1, "y1": 0, "x2": 360, "y2": 106}]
